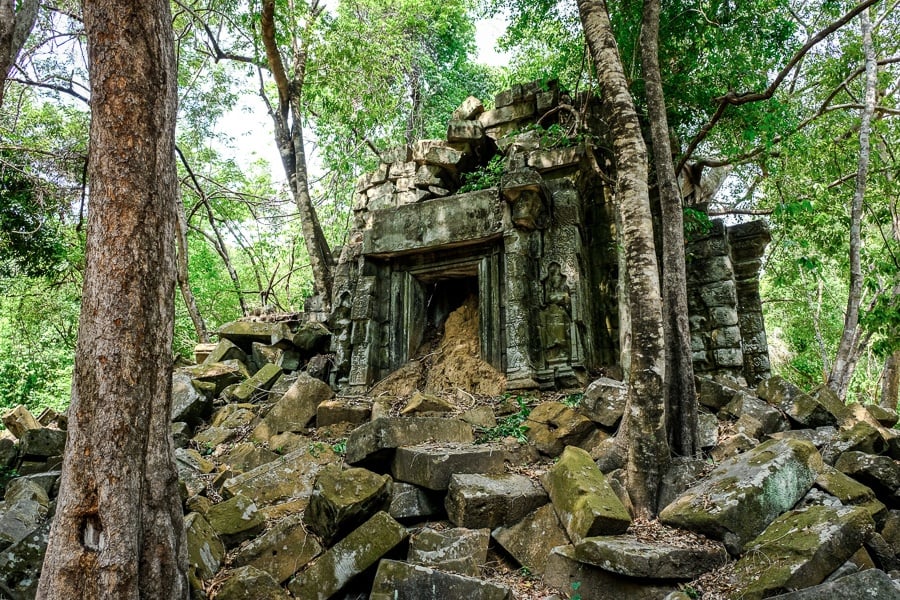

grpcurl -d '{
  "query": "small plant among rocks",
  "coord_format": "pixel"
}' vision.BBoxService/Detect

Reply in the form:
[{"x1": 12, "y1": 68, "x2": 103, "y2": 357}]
[{"x1": 475, "y1": 396, "x2": 530, "y2": 443}]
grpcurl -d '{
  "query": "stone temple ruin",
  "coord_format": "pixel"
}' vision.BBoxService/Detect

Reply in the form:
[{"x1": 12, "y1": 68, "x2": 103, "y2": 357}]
[{"x1": 327, "y1": 79, "x2": 773, "y2": 393}]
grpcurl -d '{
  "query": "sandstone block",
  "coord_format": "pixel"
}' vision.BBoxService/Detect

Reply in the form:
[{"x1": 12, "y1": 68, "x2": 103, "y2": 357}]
[
  {"x1": 2, "y1": 405, "x2": 40, "y2": 439},
  {"x1": 316, "y1": 398, "x2": 372, "y2": 426},
  {"x1": 544, "y1": 545, "x2": 677, "y2": 600},
  {"x1": 580, "y1": 377, "x2": 626, "y2": 427},
  {"x1": 215, "y1": 565, "x2": 289, "y2": 600},
  {"x1": 232, "y1": 512, "x2": 322, "y2": 583},
  {"x1": 345, "y1": 417, "x2": 473, "y2": 464},
  {"x1": 227, "y1": 363, "x2": 283, "y2": 403},
  {"x1": 19, "y1": 427, "x2": 65, "y2": 459},
  {"x1": 542, "y1": 446, "x2": 631, "y2": 543},
  {"x1": 766, "y1": 569, "x2": 900, "y2": 600},
  {"x1": 265, "y1": 373, "x2": 333, "y2": 433},
  {"x1": 757, "y1": 375, "x2": 837, "y2": 427},
  {"x1": 389, "y1": 481, "x2": 443, "y2": 520},
  {"x1": 834, "y1": 451, "x2": 900, "y2": 506},
  {"x1": 573, "y1": 536, "x2": 727, "y2": 579},
  {"x1": 452, "y1": 96, "x2": 485, "y2": 121},
  {"x1": 525, "y1": 402, "x2": 595, "y2": 456},
  {"x1": 408, "y1": 526, "x2": 490, "y2": 576},
  {"x1": 185, "y1": 512, "x2": 224, "y2": 586},
  {"x1": 445, "y1": 473, "x2": 547, "y2": 529},
  {"x1": 391, "y1": 443, "x2": 508, "y2": 490},
  {"x1": 205, "y1": 494, "x2": 265, "y2": 547},
  {"x1": 222, "y1": 445, "x2": 334, "y2": 507},
  {"x1": 370, "y1": 559, "x2": 511, "y2": 600},
  {"x1": 171, "y1": 371, "x2": 212, "y2": 425},
  {"x1": 492, "y1": 503, "x2": 570, "y2": 575},
  {"x1": 303, "y1": 464, "x2": 392, "y2": 545}
]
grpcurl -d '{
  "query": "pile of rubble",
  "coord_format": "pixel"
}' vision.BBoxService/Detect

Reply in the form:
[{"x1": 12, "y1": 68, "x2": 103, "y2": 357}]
[{"x1": 0, "y1": 316, "x2": 898, "y2": 599}]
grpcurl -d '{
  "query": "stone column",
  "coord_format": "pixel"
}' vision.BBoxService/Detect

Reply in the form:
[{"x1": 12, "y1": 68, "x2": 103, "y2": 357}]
[
  {"x1": 503, "y1": 228, "x2": 540, "y2": 389},
  {"x1": 727, "y1": 220, "x2": 772, "y2": 385}
]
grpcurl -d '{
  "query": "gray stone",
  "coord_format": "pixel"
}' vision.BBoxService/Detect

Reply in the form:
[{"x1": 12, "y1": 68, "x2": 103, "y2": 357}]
[
  {"x1": 659, "y1": 438, "x2": 823, "y2": 554},
  {"x1": 695, "y1": 375, "x2": 742, "y2": 410},
  {"x1": 389, "y1": 481, "x2": 443, "y2": 520},
  {"x1": 222, "y1": 445, "x2": 335, "y2": 508},
  {"x1": 1, "y1": 405, "x2": 40, "y2": 439},
  {"x1": 287, "y1": 511, "x2": 408, "y2": 600},
  {"x1": 345, "y1": 417, "x2": 474, "y2": 464},
  {"x1": 215, "y1": 565, "x2": 289, "y2": 600},
  {"x1": 658, "y1": 457, "x2": 708, "y2": 514},
  {"x1": 185, "y1": 512, "x2": 225, "y2": 586},
  {"x1": 573, "y1": 536, "x2": 728, "y2": 579},
  {"x1": 445, "y1": 473, "x2": 548, "y2": 529},
  {"x1": 19, "y1": 427, "x2": 65, "y2": 459},
  {"x1": 835, "y1": 451, "x2": 900, "y2": 506},
  {"x1": 0, "y1": 521, "x2": 48, "y2": 598},
  {"x1": 452, "y1": 96, "x2": 485, "y2": 121},
  {"x1": 478, "y1": 101, "x2": 535, "y2": 128},
  {"x1": 525, "y1": 402, "x2": 595, "y2": 456},
  {"x1": 408, "y1": 527, "x2": 490, "y2": 576},
  {"x1": 172, "y1": 371, "x2": 212, "y2": 425},
  {"x1": 205, "y1": 494, "x2": 265, "y2": 547},
  {"x1": 720, "y1": 390, "x2": 790, "y2": 435},
  {"x1": 371, "y1": 559, "x2": 511, "y2": 600},
  {"x1": 542, "y1": 446, "x2": 631, "y2": 543},
  {"x1": 392, "y1": 443, "x2": 508, "y2": 490},
  {"x1": 709, "y1": 432, "x2": 757, "y2": 462},
  {"x1": 447, "y1": 119, "x2": 485, "y2": 143},
  {"x1": 821, "y1": 421, "x2": 888, "y2": 464},
  {"x1": 202, "y1": 338, "x2": 248, "y2": 365},
  {"x1": 731, "y1": 505, "x2": 875, "y2": 600},
  {"x1": 316, "y1": 398, "x2": 371, "y2": 427},
  {"x1": 226, "y1": 363, "x2": 283, "y2": 403},
  {"x1": 182, "y1": 360, "x2": 245, "y2": 396},
  {"x1": 492, "y1": 503, "x2": 570, "y2": 575},
  {"x1": 544, "y1": 545, "x2": 677, "y2": 600},
  {"x1": 171, "y1": 421, "x2": 191, "y2": 448},
  {"x1": 218, "y1": 320, "x2": 280, "y2": 346},
  {"x1": 767, "y1": 569, "x2": 900, "y2": 600},
  {"x1": 866, "y1": 404, "x2": 899, "y2": 428},
  {"x1": 400, "y1": 391, "x2": 454, "y2": 415},
  {"x1": 265, "y1": 373, "x2": 333, "y2": 433},
  {"x1": 303, "y1": 464, "x2": 392, "y2": 545},
  {"x1": 232, "y1": 512, "x2": 322, "y2": 583},
  {"x1": 758, "y1": 375, "x2": 838, "y2": 427},
  {"x1": 580, "y1": 377, "x2": 627, "y2": 428},
  {"x1": 220, "y1": 442, "x2": 278, "y2": 473},
  {"x1": 698, "y1": 411, "x2": 718, "y2": 448}
]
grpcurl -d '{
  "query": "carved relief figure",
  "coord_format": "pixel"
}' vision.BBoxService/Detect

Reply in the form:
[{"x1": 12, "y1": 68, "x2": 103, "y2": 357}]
[{"x1": 540, "y1": 261, "x2": 572, "y2": 364}]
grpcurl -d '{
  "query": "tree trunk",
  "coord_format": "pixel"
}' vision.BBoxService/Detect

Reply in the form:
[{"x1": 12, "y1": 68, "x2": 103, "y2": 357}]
[
  {"x1": 175, "y1": 192, "x2": 209, "y2": 343},
  {"x1": 828, "y1": 8, "x2": 876, "y2": 400},
  {"x1": 577, "y1": 0, "x2": 669, "y2": 516},
  {"x1": 37, "y1": 0, "x2": 189, "y2": 597},
  {"x1": 882, "y1": 350, "x2": 900, "y2": 410},
  {"x1": 640, "y1": 0, "x2": 698, "y2": 458},
  {"x1": 0, "y1": 0, "x2": 39, "y2": 105}
]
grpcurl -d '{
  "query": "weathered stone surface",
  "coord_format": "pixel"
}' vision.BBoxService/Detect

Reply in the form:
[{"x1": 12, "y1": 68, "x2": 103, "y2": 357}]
[
  {"x1": 171, "y1": 421, "x2": 191, "y2": 448},
  {"x1": 2, "y1": 405, "x2": 40, "y2": 439},
  {"x1": 316, "y1": 398, "x2": 371, "y2": 426},
  {"x1": 460, "y1": 406, "x2": 497, "y2": 429},
  {"x1": 287, "y1": 511, "x2": 408, "y2": 600},
  {"x1": 408, "y1": 526, "x2": 490, "y2": 576},
  {"x1": 221, "y1": 442, "x2": 278, "y2": 473},
  {"x1": 452, "y1": 96, "x2": 485, "y2": 121},
  {"x1": 215, "y1": 565, "x2": 289, "y2": 600},
  {"x1": 527, "y1": 145, "x2": 585, "y2": 172},
  {"x1": 766, "y1": 568, "x2": 900, "y2": 600},
  {"x1": 172, "y1": 371, "x2": 212, "y2": 425},
  {"x1": 492, "y1": 503, "x2": 570, "y2": 575},
  {"x1": 303, "y1": 464, "x2": 392, "y2": 545},
  {"x1": 203, "y1": 337, "x2": 248, "y2": 366},
  {"x1": 758, "y1": 375, "x2": 837, "y2": 427},
  {"x1": 19, "y1": 427, "x2": 65, "y2": 459},
  {"x1": 183, "y1": 360, "x2": 245, "y2": 396},
  {"x1": 731, "y1": 505, "x2": 875, "y2": 600},
  {"x1": 865, "y1": 404, "x2": 899, "y2": 428},
  {"x1": 400, "y1": 391, "x2": 454, "y2": 415},
  {"x1": 695, "y1": 375, "x2": 742, "y2": 410},
  {"x1": 658, "y1": 457, "x2": 708, "y2": 513},
  {"x1": 370, "y1": 559, "x2": 512, "y2": 600},
  {"x1": 659, "y1": 438, "x2": 823, "y2": 554},
  {"x1": 192, "y1": 425, "x2": 236, "y2": 449},
  {"x1": 205, "y1": 493, "x2": 265, "y2": 547},
  {"x1": 185, "y1": 512, "x2": 225, "y2": 586},
  {"x1": 544, "y1": 545, "x2": 677, "y2": 600},
  {"x1": 447, "y1": 119, "x2": 485, "y2": 143},
  {"x1": 445, "y1": 473, "x2": 547, "y2": 529},
  {"x1": 281, "y1": 321, "x2": 331, "y2": 353},
  {"x1": 709, "y1": 432, "x2": 757, "y2": 462},
  {"x1": 345, "y1": 417, "x2": 474, "y2": 464},
  {"x1": 264, "y1": 373, "x2": 333, "y2": 433},
  {"x1": 821, "y1": 421, "x2": 887, "y2": 464},
  {"x1": 221, "y1": 445, "x2": 335, "y2": 507},
  {"x1": 698, "y1": 411, "x2": 719, "y2": 448},
  {"x1": 478, "y1": 100, "x2": 535, "y2": 129},
  {"x1": 542, "y1": 446, "x2": 631, "y2": 543},
  {"x1": 389, "y1": 481, "x2": 443, "y2": 520},
  {"x1": 232, "y1": 512, "x2": 322, "y2": 583},
  {"x1": 573, "y1": 536, "x2": 727, "y2": 579},
  {"x1": 391, "y1": 443, "x2": 508, "y2": 490},
  {"x1": 814, "y1": 465, "x2": 882, "y2": 515},
  {"x1": 0, "y1": 521, "x2": 48, "y2": 598},
  {"x1": 525, "y1": 402, "x2": 595, "y2": 456},
  {"x1": 218, "y1": 320, "x2": 279, "y2": 347},
  {"x1": 834, "y1": 451, "x2": 900, "y2": 506},
  {"x1": 227, "y1": 362, "x2": 283, "y2": 403},
  {"x1": 720, "y1": 390, "x2": 790, "y2": 435}
]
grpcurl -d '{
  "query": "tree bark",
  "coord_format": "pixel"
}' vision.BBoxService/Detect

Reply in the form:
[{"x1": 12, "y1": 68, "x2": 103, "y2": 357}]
[
  {"x1": 882, "y1": 350, "x2": 900, "y2": 410},
  {"x1": 0, "y1": 0, "x2": 39, "y2": 105},
  {"x1": 175, "y1": 192, "x2": 209, "y2": 343},
  {"x1": 577, "y1": 0, "x2": 669, "y2": 516},
  {"x1": 37, "y1": 0, "x2": 189, "y2": 597},
  {"x1": 828, "y1": 8, "x2": 876, "y2": 400},
  {"x1": 640, "y1": 0, "x2": 697, "y2": 458}
]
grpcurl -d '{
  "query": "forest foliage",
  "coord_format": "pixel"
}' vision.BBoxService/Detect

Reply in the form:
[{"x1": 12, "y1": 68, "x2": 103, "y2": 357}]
[{"x1": 1, "y1": 0, "x2": 898, "y2": 412}]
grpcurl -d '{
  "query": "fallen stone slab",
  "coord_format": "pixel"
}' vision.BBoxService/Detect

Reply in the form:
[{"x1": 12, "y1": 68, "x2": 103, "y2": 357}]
[
  {"x1": 445, "y1": 472, "x2": 548, "y2": 529},
  {"x1": 205, "y1": 493, "x2": 265, "y2": 547},
  {"x1": 1, "y1": 405, "x2": 41, "y2": 439},
  {"x1": 730, "y1": 505, "x2": 874, "y2": 600},
  {"x1": 579, "y1": 377, "x2": 627, "y2": 428},
  {"x1": 218, "y1": 320, "x2": 279, "y2": 347},
  {"x1": 215, "y1": 565, "x2": 290, "y2": 600},
  {"x1": 232, "y1": 512, "x2": 322, "y2": 583},
  {"x1": 202, "y1": 338, "x2": 248, "y2": 365},
  {"x1": 572, "y1": 536, "x2": 727, "y2": 580},
  {"x1": 345, "y1": 417, "x2": 474, "y2": 464},
  {"x1": 304, "y1": 464, "x2": 392, "y2": 545},
  {"x1": 183, "y1": 361, "x2": 245, "y2": 396},
  {"x1": 221, "y1": 442, "x2": 278, "y2": 473},
  {"x1": 695, "y1": 374, "x2": 743, "y2": 411},
  {"x1": 525, "y1": 402, "x2": 595, "y2": 456},
  {"x1": 544, "y1": 545, "x2": 677, "y2": 600},
  {"x1": 820, "y1": 421, "x2": 887, "y2": 464},
  {"x1": 221, "y1": 445, "x2": 334, "y2": 507},
  {"x1": 720, "y1": 391, "x2": 789, "y2": 436},
  {"x1": 492, "y1": 503, "x2": 571, "y2": 575},
  {"x1": 19, "y1": 427, "x2": 66, "y2": 459},
  {"x1": 389, "y1": 481, "x2": 443, "y2": 520},
  {"x1": 391, "y1": 443, "x2": 508, "y2": 490},
  {"x1": 317, "y1": 398, "x2": 371, "y2": 427},
  {"x1": 766, "y1": 568, "x2": 900, "y2": 600},
  {"x1": 408, "y1": 527, "x2": 490, "y2": 576},
  {"x1": 542, "y1": 446, "x2": 631, "y2": 543},
  {"x1": 172, "y1": 371, "x2": 212, "y2": 425},
  {"x1": 226, "y1": 362, "x2": 283, "y2": 403},
  {"x1": 287, "y1": 511, "x2": 408, "y2": 600},
  {"x1": 659, "y1": 438, "x2": 823, "y2": 554},
  {"x1": 185, "y1": 512, "x2": 225, "y2": 588},
  {"x1": 264, "y1": 373, "x2": 333, "y2": 434},
  {"x1": 370, "y1": 559, "x2": 512, "y2": 600},
  {"x1": 834, "y1": 451, "x2": 900, "y2": 506},
  {"x1": 757, "y1": 375, "x2": 837, "y2": 427}
]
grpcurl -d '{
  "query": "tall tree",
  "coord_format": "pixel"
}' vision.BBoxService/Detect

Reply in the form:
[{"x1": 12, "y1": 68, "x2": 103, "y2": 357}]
[
  {"x1": 0, "y1": 0, "x2": 39, "y2": 104},
  {"x1": 577, "y1": 0, "x2": 669, "y2": 516},
  {"x1": 37, "y1": 0, "x2": 188, "y2": 597}
]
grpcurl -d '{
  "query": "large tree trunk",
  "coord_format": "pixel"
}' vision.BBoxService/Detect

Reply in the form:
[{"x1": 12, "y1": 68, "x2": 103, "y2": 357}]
[
  {"x1": 640, "y1": 0, "x2": 698, "y2": 458},
  {"x1": 882, "y1": 350, "x2": 900, "y2": 410},
  {"x1": 0, "y1": 0, "x2": 39, "y2": 104},
  {"x1": 37, "y1": 0, "x2": 189, "y2": 597},
  {"x1": 828, "y1": 8, "x2": 876, "y2": 400},
  {"x1": 577, "y1": 0, "x2": 669, "y2": 516}
]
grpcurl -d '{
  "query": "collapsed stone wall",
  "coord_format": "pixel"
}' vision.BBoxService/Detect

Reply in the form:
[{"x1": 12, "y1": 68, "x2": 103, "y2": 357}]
[{"x1": 329, "y1": 79, "x2": 772, "y2": 393}]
